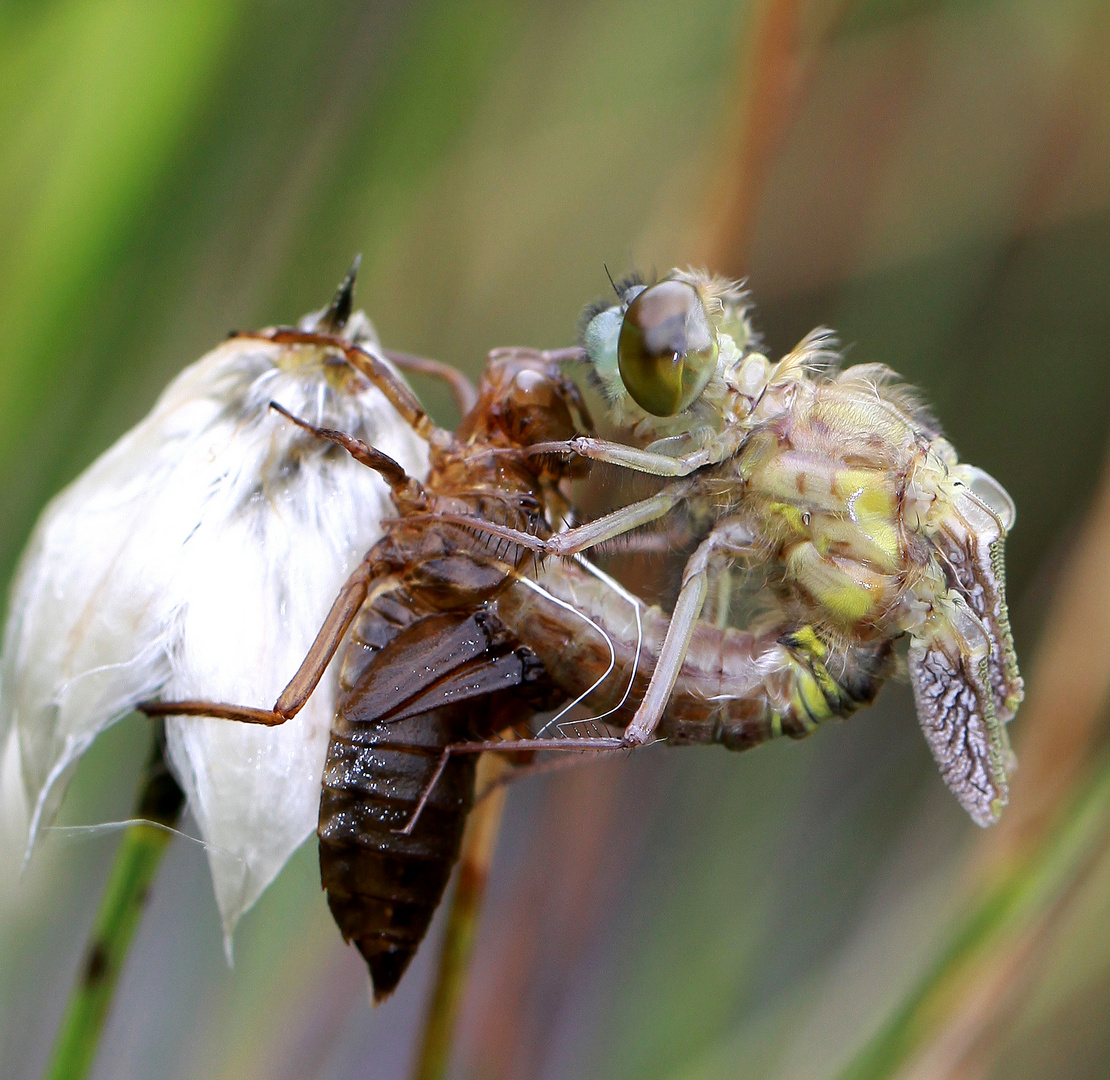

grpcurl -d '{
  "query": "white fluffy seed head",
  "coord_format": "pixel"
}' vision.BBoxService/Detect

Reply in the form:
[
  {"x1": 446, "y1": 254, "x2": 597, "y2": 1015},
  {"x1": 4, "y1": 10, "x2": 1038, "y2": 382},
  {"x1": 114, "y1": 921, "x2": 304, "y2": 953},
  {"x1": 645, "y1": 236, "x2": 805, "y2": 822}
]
[{"x1": 0, "y1": 321, "x2": 428, "y2": 939}]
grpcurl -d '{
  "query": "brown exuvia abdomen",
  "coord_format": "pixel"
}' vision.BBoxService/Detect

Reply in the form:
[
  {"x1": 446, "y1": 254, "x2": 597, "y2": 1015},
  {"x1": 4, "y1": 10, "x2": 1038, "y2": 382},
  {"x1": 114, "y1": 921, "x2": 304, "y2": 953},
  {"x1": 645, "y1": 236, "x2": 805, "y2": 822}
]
[
  {"x1": 318, "y1": 596, "x2": 558, "y2": 1000},
  {"x1": 318, "y1": 704, "x2": 477, "y2": 1001}
]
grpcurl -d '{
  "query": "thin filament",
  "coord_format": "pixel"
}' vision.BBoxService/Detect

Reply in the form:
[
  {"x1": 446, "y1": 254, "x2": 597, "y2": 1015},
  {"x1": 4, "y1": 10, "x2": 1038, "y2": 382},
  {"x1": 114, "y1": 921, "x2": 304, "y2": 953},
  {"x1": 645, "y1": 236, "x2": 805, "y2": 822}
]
[
  {"x1": 518, "y1": 575, "x2": 617, "y2": 738},
  {"x1": 567, "y1": 554, "x2": 644, "y2": 722},
  {"x1": 44, "y1": 820, "x2": 245, "y2": 864}
]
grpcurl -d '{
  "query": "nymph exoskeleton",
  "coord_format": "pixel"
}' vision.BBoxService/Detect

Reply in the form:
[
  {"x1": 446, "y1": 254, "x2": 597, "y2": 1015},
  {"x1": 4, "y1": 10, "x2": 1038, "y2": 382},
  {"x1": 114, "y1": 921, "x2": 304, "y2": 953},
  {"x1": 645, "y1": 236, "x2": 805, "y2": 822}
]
[
  {"x1": 133, "y1": 331, "x2": 595, "y2": 997},
  {"x1": 436, "y1": 270, "x2": 1023, "y2": 826}
]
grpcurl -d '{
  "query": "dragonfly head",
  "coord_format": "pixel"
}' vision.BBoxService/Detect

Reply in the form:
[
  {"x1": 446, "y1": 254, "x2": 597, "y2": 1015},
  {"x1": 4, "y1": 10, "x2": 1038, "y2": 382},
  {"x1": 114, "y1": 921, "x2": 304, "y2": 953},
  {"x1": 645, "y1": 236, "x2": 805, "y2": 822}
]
[{"x1": 580, "y1": 268, "x2": 755, "y2": 420}]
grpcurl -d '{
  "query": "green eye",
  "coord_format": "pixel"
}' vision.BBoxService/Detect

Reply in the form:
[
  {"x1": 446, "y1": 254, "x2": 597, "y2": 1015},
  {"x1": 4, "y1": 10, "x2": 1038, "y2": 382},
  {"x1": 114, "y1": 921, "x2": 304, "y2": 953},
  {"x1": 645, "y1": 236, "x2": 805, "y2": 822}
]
[{"x1": 617, "y1": 280, "x2": 718, "y2": 416}]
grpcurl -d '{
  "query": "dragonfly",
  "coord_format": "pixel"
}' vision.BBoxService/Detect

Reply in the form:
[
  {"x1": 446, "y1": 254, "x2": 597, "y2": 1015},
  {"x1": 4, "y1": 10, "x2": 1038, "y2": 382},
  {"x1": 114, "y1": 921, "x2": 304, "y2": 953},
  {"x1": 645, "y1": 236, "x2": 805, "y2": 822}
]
[
  {"x1": 137, "y1": 275, "x2": 897, "y2": 998},
  {"x1": 430, "y1": 269, "x2": 1024, "y2": 828}
]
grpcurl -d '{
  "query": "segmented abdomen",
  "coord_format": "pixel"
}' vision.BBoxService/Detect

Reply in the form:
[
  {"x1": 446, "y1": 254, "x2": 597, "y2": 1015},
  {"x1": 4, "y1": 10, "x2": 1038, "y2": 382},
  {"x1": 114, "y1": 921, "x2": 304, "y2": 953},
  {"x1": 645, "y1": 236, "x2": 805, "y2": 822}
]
[
  {"x1": 318, "y1": 698, "x2": 477, "y2": 1001},
  {"x1": 319, "y1": 595, "x2": 478, "y2": 999},
  {"x1": 319, "y1": 596, "x2": 472, "y2": 1000},
  {"x1": 494, "y1": 563, "x2": 892, "y2": 750},
  {"x1": 318, "y1": 593, "x2": 557, "y2": 1000}
]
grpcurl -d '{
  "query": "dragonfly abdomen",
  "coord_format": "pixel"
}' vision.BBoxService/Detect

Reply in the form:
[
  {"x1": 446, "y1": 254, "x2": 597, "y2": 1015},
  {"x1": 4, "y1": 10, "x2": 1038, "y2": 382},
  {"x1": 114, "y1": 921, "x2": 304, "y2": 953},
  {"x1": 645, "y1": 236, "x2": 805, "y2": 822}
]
[{"x1": 318, "y1": 705, "x2": 477, "y2": 1001}]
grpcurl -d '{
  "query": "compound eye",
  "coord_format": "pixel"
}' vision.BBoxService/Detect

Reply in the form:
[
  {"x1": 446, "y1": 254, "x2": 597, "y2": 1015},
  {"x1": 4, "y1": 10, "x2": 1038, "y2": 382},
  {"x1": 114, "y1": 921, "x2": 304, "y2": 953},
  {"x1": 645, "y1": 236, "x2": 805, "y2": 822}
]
[{"x1": 617, "y1": 280, "x2": 718, "y2": 416}]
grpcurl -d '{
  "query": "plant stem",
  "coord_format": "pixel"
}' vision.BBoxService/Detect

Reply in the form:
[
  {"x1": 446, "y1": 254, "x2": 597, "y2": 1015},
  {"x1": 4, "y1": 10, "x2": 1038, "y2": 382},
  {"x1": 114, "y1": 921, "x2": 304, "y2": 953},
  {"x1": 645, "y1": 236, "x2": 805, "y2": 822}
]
[
  {"x1": 43, "y1": 727, "x2": 184, "y2": 1080},
  {"x1": 836, "y1": 755, "x2": 1110, "y2": 1080},
  {"x1": 836, "y1": 450, "x2": 1110, "y2": 1080},
  {"x1": 410, "y1": 757, "x2": 508, "y2": 1080}
]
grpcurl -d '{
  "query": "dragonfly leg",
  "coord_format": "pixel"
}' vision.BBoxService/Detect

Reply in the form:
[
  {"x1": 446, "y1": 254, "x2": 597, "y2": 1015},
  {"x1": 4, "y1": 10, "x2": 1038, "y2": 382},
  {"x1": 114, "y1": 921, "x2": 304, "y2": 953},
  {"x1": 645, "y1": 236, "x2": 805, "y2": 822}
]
[
  {"x1": 519, "y1": 427, "x2": 743, "y2": 477},
  {"x1": 383, "y1": 348, "x2": 478, "y2": 418},
  {"x1": 139, "y1": 561, "x2": 372, "y2": 725},
  {"x1": 487, "y1": 344, "x2": 588, "y2": 366},
  {"x1": 136, "y1": 700, "x2": 292, "y2": 725},
  {"x1": 392, "y1": 735, "x2": 630, "y2": 835},
  {"x1": 711, "y1": 566, "x2": 734, "y2": 629},
  {"x1": 246, "y1": 328, "x2": 440, "y2": 441},
  {"x1": 393, "y1": 749, "x2": 453, "y2": 835},
  {"x1": 414, "y1": 484, "x2": 693, "y2": 560},
  {"x1": 340, "y1": 341, "x2": 439, "y2": 440},
  {"x1": 268, "y1": 402, "x2": 417, "y2": 494},
  {"x1": 472, "y1": 748, "x2": 617, "y2": 803},
  {"x1": 623, "y1": 519, "x2": 756, "y2": 746}
]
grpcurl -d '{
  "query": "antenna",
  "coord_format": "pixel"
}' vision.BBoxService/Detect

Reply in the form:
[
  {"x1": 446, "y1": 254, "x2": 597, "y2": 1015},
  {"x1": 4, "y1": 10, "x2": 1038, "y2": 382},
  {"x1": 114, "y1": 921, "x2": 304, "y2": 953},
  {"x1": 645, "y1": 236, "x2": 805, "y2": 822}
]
[{"x1": 603, "y1": 263, "x2": 620, "y2": 299}]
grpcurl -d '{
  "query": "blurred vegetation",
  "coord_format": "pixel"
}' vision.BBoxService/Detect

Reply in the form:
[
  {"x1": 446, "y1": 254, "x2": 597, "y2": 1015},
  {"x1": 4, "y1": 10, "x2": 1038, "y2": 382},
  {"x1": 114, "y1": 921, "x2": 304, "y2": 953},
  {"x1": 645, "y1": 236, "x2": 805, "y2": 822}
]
[{"x1": 1, "y1": 1, "x2": 1109, "y2": 1079}]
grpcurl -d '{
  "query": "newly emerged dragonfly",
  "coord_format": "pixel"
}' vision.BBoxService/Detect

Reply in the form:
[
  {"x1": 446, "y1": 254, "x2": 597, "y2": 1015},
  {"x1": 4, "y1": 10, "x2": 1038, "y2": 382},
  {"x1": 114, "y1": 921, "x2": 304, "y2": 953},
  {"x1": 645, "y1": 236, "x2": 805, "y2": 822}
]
[{"x1": 440, "y1": 270, "x2": 1024, "y2": 827}]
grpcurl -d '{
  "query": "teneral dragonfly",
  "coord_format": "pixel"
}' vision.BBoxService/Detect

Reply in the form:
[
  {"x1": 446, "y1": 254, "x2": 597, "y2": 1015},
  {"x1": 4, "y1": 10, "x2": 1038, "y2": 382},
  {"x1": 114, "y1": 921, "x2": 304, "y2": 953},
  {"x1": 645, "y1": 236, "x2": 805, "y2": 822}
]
[{"x1": 439, "y1": 270, "x2": 1024, "y2": 827}]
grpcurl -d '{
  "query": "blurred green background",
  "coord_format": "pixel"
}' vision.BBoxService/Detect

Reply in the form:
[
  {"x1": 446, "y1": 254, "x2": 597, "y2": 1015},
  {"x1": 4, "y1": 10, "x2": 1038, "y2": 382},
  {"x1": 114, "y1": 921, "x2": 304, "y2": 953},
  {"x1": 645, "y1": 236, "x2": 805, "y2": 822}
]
[{"x1": 2, "y1": 1, "x2": 1110, "y2": 1078}]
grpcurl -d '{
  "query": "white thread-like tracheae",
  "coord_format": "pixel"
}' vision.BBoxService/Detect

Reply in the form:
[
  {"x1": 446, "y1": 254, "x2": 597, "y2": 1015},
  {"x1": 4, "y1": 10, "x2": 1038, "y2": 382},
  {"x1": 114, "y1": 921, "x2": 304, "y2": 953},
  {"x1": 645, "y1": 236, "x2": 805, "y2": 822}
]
[{"x1": 0, "y1": 322, "x2": 428, "y2": 942}]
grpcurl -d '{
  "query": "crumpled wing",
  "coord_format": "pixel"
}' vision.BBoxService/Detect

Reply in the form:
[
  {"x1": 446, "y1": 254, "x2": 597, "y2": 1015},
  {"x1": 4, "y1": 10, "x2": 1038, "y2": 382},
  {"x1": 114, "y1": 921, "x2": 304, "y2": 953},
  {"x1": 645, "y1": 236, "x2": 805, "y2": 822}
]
[
  {"x1": 941, "y1": 466, "x2": 1024, "y2": 720},
  {"x1": 0, "y1": 331, "x2": 428, "y2": 937},
  {"x1": 909, "y1": 593, "x2": 1013, "y2": 828}
]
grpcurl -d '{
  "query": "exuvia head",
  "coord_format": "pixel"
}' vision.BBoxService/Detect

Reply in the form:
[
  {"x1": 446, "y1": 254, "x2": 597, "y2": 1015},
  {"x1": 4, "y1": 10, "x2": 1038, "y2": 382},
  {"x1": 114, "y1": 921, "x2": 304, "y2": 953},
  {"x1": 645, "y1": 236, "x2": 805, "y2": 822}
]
[{"x1": 464, "y1": 350, "x2": 594, "y2": 455}]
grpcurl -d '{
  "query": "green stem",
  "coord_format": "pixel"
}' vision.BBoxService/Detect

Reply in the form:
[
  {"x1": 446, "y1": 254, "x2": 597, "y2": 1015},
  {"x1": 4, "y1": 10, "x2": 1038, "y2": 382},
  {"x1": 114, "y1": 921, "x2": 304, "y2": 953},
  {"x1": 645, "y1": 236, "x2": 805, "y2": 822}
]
[
  {"x1": 43, "y1": 727, "x2": 184, "y2": 1080},
  {"x1": 410, "y1": 767, "x2": 507, "y2": 1080}
]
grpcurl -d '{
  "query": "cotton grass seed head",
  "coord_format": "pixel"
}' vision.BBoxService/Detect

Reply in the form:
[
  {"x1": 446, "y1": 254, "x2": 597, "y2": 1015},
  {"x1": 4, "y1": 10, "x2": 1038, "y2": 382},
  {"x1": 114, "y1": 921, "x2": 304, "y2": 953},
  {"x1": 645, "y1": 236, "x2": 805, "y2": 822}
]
[{"x1": 0, "y1": 287, "x2": 428, "y2": 941}]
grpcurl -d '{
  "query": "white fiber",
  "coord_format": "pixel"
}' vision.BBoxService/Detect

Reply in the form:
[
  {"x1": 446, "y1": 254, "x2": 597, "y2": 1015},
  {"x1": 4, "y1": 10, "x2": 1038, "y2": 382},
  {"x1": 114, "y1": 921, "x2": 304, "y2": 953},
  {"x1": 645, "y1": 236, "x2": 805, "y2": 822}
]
[{"x1": 0, "y1": 325, "x2": 428, "y2": 935}]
